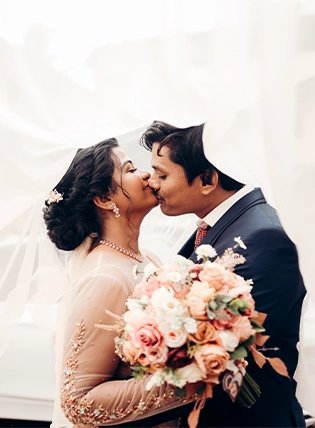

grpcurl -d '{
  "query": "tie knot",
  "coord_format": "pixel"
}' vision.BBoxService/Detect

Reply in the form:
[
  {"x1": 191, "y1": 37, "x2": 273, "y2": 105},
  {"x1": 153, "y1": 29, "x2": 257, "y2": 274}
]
[
  {"x1": 196, "y1": 219, "x2": 209, "y2": 230},
  {"x1": 194, "y1": 220, "x2": 210, "y2": 250}
]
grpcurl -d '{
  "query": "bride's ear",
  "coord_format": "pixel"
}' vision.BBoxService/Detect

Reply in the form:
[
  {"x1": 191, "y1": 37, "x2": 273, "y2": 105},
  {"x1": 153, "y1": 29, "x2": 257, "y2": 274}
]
[{"x1": 93, "y1": 194, "x2": 113, "y2": 211}]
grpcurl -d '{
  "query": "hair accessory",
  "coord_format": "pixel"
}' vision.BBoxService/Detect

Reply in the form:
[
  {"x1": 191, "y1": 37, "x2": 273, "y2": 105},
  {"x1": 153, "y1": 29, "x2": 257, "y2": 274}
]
[
  {"x1": 46, "y1": 189, "x2": 64, "y2": 205},
  {"x1": 111, "y1": 202, "x2": 120, "y2": 218}
]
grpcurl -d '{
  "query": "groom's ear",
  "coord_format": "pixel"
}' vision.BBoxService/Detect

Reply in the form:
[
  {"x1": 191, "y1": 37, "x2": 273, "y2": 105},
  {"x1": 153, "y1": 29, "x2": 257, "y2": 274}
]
[{"x1": 200, "y1": 169, "x2": 218, "y2": 195}]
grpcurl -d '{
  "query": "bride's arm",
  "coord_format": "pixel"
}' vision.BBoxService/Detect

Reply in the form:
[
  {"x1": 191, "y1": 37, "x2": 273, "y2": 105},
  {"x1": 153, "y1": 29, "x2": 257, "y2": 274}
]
[{"x1": 59, "y1": 271, "x2": 193, "y2": 427}]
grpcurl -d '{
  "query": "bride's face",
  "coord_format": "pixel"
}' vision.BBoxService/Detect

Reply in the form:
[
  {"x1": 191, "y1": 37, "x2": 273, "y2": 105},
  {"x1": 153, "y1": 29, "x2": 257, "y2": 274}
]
[{"x1": 111, "y1": 147, "x2": 158, "y2": 215}]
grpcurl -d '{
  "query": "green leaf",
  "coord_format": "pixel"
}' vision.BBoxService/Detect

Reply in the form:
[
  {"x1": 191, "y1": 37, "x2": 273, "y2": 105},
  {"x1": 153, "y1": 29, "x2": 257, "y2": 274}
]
[
  {"x1": 209, "y1": 300, "x2": 218, "y2": 310},
  {"x1": 229, "y1": 346, "x2": 248, "y2": 360},
  {"x1": 206, "y1": 304, "x2": 216, "y2": 320},
  {"x1": 174, "y1": 386, "x2": 187, "y2": 397},
  {"x1": 219, "y1": 295, "x2": 233, "y2": 303},
  {"x1": 251, "y1": 319, "x2": 266, "y2": 333},
  {"x1": 240, "y1": 335, "x2": 256, "y2": 348}
]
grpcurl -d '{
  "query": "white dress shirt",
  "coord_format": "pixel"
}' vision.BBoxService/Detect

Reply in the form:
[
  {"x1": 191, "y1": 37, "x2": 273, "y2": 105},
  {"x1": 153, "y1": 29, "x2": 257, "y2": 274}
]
[{"x1": 202, "y1": 185, "x2": 255, "y2": 227}]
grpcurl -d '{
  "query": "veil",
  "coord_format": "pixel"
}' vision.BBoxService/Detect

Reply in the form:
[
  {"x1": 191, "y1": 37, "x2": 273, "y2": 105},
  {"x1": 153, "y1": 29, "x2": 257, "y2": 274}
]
[{"x1": 0, "y1": 0, "x2": 315, "y2": 422}]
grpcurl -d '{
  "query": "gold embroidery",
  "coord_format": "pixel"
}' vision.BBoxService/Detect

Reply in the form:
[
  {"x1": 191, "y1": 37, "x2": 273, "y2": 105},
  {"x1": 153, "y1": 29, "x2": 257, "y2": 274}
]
[{"x1": 60, "y1": 319, "x2": 180, "y2": 426}]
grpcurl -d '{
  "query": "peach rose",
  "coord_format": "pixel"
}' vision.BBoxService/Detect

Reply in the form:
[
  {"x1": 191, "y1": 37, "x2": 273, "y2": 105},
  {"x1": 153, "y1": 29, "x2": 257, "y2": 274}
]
[
  {"x1": 224, "y1": 270, "x2": 239, "y2": 289},
  {"x1": 189, "y1": 321, "x2": 217, "y2": 344},
  {"x1": 231, "y1": 316, "x2": 256, "y2": 342},
  {"x1": 142, "y1": 276, "x2": 161, "y2": 297},
  {"x1": 188, "y1": 281, "x2": 216, "y2": 302},
  {"x1": 134, "y1": 320, "x2": 164, "y2": 349},
  {"x1": 185, "y1": 295, "x2": 208, "y2": 320},
  {"x1": 147, "y1": 346, "x2": 169, "y2": 365},
  {"x1": 194, "y1": 344, "x2": 230, "y2": 376},
  {"x1": 136, "y1": 345, "x2": 168, "y2": 366},
  {"x1": 199, "y1": 264, "x2": 228, "y2": 292},
  {"x1": 137, "y1": 350, "x2": 151, "y2": 366}
]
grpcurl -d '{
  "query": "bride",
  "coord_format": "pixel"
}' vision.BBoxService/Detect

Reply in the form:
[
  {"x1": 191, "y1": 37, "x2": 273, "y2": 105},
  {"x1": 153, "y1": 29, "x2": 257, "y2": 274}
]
[{"x1": 43, "y1": 137, "x2": 193, "y2": 427}]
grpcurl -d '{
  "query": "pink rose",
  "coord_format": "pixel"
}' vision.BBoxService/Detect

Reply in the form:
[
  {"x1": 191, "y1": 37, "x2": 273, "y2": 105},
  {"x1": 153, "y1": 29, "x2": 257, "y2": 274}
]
[
  {"x1": 142, "y1": 276, "x2": 161, "y2": 297},
  {"x1": 212, "y1": 309, "x2": 237, "y2": 330},
  {"x1": 134, "y1": 320, "x2": 164, "y2": 349},
  {"x1": 194, "y1": 344, "x2": 230, "y2": 376},
  {"x1": 199, "y1": 264, "x2": 228, "y2": 292},
  {"x1": 185, "y1": 295, "x2": 208, "y2": 320}
]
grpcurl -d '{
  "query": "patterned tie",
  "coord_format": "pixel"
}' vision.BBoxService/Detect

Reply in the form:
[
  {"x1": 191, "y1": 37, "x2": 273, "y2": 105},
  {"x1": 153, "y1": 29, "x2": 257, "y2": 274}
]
[{"x1": 194, "y1": 220, "x2": 210, "y2": 250}]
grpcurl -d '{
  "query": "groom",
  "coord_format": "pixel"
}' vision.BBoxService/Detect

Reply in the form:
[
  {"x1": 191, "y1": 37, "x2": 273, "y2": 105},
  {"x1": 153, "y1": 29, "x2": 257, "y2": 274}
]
[{"x1": 139, "y1": 120, "x2": 306, "y2": 428}]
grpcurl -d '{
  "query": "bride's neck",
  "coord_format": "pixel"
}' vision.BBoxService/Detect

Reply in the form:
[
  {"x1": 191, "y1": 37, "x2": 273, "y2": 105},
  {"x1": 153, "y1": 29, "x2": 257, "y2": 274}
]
[{"x1": 100, "y1": 217, "x2": 141, "y2": 253}]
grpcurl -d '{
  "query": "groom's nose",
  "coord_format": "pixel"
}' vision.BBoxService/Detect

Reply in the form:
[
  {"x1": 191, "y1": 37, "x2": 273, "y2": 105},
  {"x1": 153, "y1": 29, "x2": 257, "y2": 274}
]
[{"x1": 148, "y1": 173, "x2": 160, "y2": 190}]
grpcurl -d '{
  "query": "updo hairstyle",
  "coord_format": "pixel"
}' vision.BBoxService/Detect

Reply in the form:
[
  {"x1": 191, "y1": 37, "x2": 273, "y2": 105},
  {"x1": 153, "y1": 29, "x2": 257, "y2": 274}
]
[{"x1": 43, "y1": 138, "x2": 119, "y2": 251}]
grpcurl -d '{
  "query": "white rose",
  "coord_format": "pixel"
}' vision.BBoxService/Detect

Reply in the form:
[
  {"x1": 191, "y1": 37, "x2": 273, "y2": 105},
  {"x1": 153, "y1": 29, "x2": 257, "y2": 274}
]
[
  {"x1": 164, "y1": 327, "x2": 188, "y2": 348},
  {"x1": 216, "y1": 330, "x2": 239, "y2": 352},
  {"x1": 176, "y1": 362, "x2": 206, "y2": 383}
]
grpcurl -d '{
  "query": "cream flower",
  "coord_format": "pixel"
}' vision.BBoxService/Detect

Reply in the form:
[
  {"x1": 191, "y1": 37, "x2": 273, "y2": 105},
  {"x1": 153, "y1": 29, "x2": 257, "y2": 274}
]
[
  {"x1": 196, "y1": 244, "x2": 217, "y2": 260},
  {"x1": 144, "y1": 262, "x2": 159, "y2": 279},
  {"x1": 234, "y1": 237, "x2": 247, "y2": 249},
  {"x1": 216, "y1": 330, "x2": 239, "y2": 352},
  {"x1": 166, "y1": 271, "x2": 182, "y2": 283},
  {"x1": 176, "y1": 362, "x2": 206, "y2": 383},
  {"x1": 164, "y1": 327, "x2": 188, "y2": 348}
]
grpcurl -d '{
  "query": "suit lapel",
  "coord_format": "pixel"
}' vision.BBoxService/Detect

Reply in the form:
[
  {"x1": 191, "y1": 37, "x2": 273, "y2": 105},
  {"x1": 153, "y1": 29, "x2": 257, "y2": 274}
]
[{"x1": 179, "y1": 188, "x2": 266, "y2": 262}]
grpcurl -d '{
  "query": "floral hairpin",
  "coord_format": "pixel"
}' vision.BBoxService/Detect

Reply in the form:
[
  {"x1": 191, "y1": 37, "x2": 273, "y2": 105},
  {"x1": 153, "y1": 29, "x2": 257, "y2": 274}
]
[{"x1": 46, "y1": 189, "x2": 64, "y2": 205}]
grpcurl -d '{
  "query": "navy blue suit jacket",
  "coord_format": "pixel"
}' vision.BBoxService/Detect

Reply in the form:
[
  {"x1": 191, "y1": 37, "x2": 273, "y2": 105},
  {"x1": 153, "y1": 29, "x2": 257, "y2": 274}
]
[
  {"x1": 177, "y1": 188, "x2": 306, "y2": 428},
  {"x1": 119, "y1": 188, "x2": 306, "y2": 428}
]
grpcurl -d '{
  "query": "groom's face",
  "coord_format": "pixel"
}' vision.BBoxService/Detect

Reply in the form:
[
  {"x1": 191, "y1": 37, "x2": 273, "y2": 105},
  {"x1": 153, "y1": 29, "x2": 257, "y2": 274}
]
[{"x1": 149, "y1": 143, "x2": 204, "y2": 216}]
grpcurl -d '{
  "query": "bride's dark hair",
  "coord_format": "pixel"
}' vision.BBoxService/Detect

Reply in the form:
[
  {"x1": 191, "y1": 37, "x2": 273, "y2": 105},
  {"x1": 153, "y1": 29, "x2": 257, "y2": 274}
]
[{"x1": 43, "y1": 138, "x2": 119, "y2": 251}]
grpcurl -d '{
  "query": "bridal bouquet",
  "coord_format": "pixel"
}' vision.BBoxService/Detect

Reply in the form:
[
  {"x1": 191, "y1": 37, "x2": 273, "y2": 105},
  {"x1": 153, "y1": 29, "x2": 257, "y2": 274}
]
[{"x1": 97, "y1": 238, "x2": 288, "y2": 427}]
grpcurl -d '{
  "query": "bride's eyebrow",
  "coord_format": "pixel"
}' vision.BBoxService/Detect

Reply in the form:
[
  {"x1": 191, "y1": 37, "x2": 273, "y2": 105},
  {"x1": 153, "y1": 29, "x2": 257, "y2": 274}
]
[{"x1": 122, "y1": 160, "x2": 134, "y2": 168}]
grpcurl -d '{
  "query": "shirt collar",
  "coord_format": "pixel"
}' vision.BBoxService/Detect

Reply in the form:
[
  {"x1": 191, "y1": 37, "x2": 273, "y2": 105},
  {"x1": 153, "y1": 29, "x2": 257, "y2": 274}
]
[{"x1": 202, "y1": 185, "x2": 255, "y2": 227}]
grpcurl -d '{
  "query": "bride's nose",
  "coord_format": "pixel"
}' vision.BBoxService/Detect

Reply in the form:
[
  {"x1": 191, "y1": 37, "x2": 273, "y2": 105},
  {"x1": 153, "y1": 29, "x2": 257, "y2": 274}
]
[{"x1": 139, "y1": 171, "x2": 151, "y2": 180}]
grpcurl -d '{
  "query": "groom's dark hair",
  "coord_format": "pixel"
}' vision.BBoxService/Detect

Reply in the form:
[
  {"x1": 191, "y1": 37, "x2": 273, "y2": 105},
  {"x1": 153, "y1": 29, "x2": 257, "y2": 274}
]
[{"x1": 140, "y1": 120, "x2": 243, "y2": 190}]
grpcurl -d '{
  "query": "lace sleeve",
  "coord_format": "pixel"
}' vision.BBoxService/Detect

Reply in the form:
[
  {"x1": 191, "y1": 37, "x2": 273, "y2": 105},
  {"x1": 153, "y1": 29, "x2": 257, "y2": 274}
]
[{"x1": 59, "y1": 271, "x2": 193, "y2": 427}]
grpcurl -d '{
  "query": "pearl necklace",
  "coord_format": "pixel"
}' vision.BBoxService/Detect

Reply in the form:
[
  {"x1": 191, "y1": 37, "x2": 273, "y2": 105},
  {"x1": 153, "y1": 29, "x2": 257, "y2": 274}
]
[{"x1": 99, "y1": 239, "x2": 143, "y2": 263}]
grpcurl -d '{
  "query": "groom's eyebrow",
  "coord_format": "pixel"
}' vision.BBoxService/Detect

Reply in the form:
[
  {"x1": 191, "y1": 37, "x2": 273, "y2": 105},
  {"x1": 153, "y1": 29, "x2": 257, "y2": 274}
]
[{"x1": 151, "y1": 164, "x2": 166, "y2": 172}]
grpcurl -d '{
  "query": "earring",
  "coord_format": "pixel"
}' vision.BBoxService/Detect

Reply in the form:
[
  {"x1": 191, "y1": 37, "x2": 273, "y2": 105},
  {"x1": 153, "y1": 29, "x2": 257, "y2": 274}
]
[{"x1": 111, "y1": 203, "x2": 120, "y2": 218}]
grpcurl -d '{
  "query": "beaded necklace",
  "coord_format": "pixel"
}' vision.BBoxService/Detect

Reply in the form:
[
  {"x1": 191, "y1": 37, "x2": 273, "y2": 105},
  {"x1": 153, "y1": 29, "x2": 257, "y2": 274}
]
[{"x1": 99, "y1": 239, "x2": 143, "y2": 263}]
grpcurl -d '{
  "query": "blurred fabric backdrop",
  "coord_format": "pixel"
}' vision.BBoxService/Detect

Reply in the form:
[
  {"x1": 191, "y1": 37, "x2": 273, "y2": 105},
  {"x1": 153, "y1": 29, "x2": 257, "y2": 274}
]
[{"x1": 0, "y1": 0, "x2": 314, "y2": 416}]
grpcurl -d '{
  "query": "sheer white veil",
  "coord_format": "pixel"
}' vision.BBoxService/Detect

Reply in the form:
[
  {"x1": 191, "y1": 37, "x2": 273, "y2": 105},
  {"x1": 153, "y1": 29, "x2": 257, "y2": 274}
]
[{"x1": 0, "y1": 0, "x2": 315, "y2": 420}]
